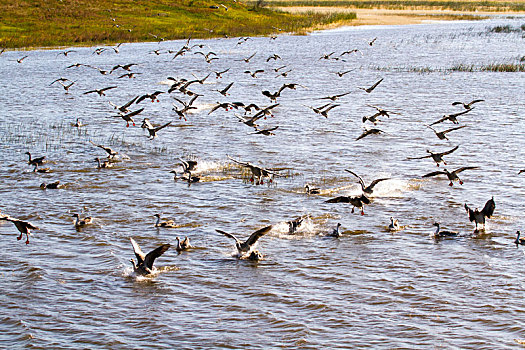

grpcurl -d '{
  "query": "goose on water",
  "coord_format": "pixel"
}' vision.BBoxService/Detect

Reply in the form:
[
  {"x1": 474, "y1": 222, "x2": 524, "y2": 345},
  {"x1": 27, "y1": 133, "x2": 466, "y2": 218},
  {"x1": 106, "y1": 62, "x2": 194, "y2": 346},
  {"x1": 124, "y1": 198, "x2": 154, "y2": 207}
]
[
  {"x1": 287, "y1": 215, "x2": 307, "y2": 234},
  {"x1": 26, "y1": 152, "x2": 46, "y2": 167},
  {"x1": 129, "y1": 237, "x2": 171, "y2": 276},
  {"x1": 464, "y1": 197, "x2": 495, "y2": 231},
  {"x1": 432, "y1": 223, "x2": 458, "y2": 237},
  {"x1": 40, "y1": 181, "x2": 61, "y2": 189},
  {"x1": 95, "y1": 157, "x2": 113, "y2": 169},
  {"x1": 422, "y1": 166, "x2": 478, "y2": 186},
  {"x1": 304, "y1": 184, "x2": 321, "y2": 195},
  {"x1": 175, "y1": 236, "x2": 192, "y2": 252},
  {"x1": 72, "y1": 213, "x2": 93, "y2": 228},
  {"x1": 0, "y1": 217, "x2": 39, "y2": 244},
  {"x1": 388, "y1": 217, "x2": 400, "y2": 232},
  {"x1": 515, "y1": 231, "x2": 525, "y2": 247},
  {"x1": 216, "y1": 225, "x2": 273, "y2": 257},
  {"x1": 154, "y1": 214, "x2": 177, "y2": 228},
  {"x1": 329, "y1": 223, "x2": 342, "y2": 237},
  {"x1": 228, "y1": 156, "x2": 281, "y2": 185}
]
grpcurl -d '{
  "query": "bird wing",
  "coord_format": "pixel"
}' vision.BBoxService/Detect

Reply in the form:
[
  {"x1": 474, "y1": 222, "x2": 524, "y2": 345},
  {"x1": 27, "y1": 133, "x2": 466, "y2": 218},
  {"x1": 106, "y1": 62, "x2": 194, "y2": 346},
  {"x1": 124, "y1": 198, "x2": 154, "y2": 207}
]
[
  {"x1": 344, "y1": 169, "x2": 366, "y2": 190},
  {"x1": 355, "y1": 130, "x2": 371, "y2": 141},
  {"x1": 83, "y1": 90, "x2": 97, "y2": 95},
  {"x1": 481, "y1": 197, "x2": 495, "y2": 218},
  {"x1": 429, "y1": 115, "x2": 449, "y2": 126},
  {"x1": 443, "y1": 125, "x2": 467, "y2": 134},
  {"x1": 452, "y1": 166, "x2": 478, "y2": 174},
  {"x1": 245, "y1": 225, "x2": 273, "y2": 247},
  {"x1": 422, "y1": 171, "x2": 446, "y2": 178},
  {"x1": 367, "y1": 78, "x2": 383, "y2": 91},
  {"x1": 469, "y1": 99, "x2": 485, "y2": 106},
  {"x1": 450, "y1": 109, "x2": 471, "y2": 118},
  {"x1": 406, "y1": 154, "x2": 431, "y2": 160},
  {"x1": 368, "y1": 178, "x2": 389, "y2": 190},
  {"x1": 216, "y1": 229, "x2": 241, "y2": 244},
  {"x1": 440, "y1": 145, "x2": 459, "y2": 156},
  {"x1": 122, "y1": 108, "x2": 144, "y2": 118},
  {"x1": 464, "y1": 203, "x2": 475, "y2": 222},
  {"x1": 122, "y1": 96, "x2": 139, "y2": 109},
  {"x1": 222, "y1": 82, "x2": 234, "y2": 93},
  {"x1": 130, "y1": 237, "x2": 146, "y2": 264},
  {"x1": 143, "y1": 244, "x2": 171, "y2": 270},
  {"x1": 154, "y1": 122, "x2": 172, "y2": 132},
  {"x1": 326, "y1": 196, "x2": 351, "y2": 203}
]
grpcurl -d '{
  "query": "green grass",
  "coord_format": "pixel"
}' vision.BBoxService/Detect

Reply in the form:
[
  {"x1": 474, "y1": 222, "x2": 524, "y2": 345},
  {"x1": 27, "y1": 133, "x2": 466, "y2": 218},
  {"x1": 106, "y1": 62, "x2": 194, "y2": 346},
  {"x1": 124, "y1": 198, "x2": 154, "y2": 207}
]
[
  {"x1": 259, "y1": 0, "x2": 525, "y2": 12},
  {"x1": 0, "y1": 0, "x2": 356, "y2": 49}
]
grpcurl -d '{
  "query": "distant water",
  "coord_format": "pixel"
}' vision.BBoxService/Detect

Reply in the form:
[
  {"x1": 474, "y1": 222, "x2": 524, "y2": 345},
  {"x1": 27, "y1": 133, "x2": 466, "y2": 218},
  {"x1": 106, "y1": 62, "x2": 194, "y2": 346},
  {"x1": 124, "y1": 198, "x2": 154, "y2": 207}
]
[{"x1": 1, "y1": 16, "x2": 525, "y2": 349}]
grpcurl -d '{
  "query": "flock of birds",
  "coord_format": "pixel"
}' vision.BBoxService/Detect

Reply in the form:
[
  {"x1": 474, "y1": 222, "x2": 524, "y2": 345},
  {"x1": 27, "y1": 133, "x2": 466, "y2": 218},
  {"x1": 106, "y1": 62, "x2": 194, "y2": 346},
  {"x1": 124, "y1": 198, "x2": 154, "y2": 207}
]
[{"x1": 1, "y1": 28, "x2": 524, "y2": 277}]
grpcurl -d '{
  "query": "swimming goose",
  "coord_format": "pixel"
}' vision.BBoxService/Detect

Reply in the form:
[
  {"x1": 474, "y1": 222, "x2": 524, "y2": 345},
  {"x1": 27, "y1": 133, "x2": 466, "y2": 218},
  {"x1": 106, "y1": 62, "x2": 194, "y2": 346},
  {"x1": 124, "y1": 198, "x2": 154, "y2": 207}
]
[
  {"x1": 83, "y1": 86, "x2": 117, "y2": 96},
  {"x1": 33, "y1": 165, "x2": 50, "y2": 173},
  {"x1": 422, "y1": 166, "x2": 478, "y2": 186},
  {"x1": 452, "y1": 99, "x2": 484, "y2": 110},
  {"x1": 95, "y1": 157, "x2": 113, "y2": 168},
  {"x1": 72, "y1": 118, "x2": 83, "y2": 128},
  {"x1": 430, "y1": 109, "x2": 471, "y2": 126},
  {"x1": 90, "y1": 141, "x2": 118, "y2": 159},
  {"x1": 72, "y1": 213, "x2": 93, "y2": 228},
  {"x1": 129, "y1": 237, "x2": 171, "y2": 276},
  {"x1": 406, "y1": 145, "x2": 459, "y2": 167},
  {"x1": 388, "y1": 217, "x2": 400, "y2": 231},
  {"x1": 329, "y1": 223, "x2": 342, "y2": 237},
  {"x1": 358, "y1": 78, "x2": 383, "y2": 93},
  {"x1": 326, "y1": 194, "x2": 371, "y2": 215},
  {"x1": 0, "y1": 217, "x2": 39, "y2": 244},
  {"x1": 355, "y1": 128, "x2": 384, "y2": 141},
  {"x1": 216, "y1": 225, "x2": 272, "y2": 257},
  {"x1": 180, "y1": 171, "x2": 200, "y2": 183},
  {"x1": 146, "y1": 122, "x2": 172, "y2": 139},
  {"x1": 515, "y1": 231, "x2": 525, "y2": 247},
  {"x1": 247, "y1": 250, "x2": 263, "y2": 261},
  {"x1": 25, "y1": 152, "x2": 46, "y2": 167},
  {"x1": 427, "y1": 125, "x2": 467, "y2": 140},
  {"x1": 154, "y1": 214, "x2": 177, "y2": 228},
  {"x1": 175, "y1": 236, "x2": 192, "y2": 252},
  {"x1": 304, "y1": 184, "x2": 321, "y2": 195},
  {"x1": 113, "y1": 108, "x2": 144, "y2": 127},
  {"x1": 464, "y1": 197, "x2": 495, "y2": 231},
  {"x1": 40, "y1": 181, "x2": 61, "y2": 189},
  {"x1": 432, "y1": 223, "x2": 458, "y2": 237},
  {"x1": 345, "y1": 169, "x2": 389, "y2": 195}
]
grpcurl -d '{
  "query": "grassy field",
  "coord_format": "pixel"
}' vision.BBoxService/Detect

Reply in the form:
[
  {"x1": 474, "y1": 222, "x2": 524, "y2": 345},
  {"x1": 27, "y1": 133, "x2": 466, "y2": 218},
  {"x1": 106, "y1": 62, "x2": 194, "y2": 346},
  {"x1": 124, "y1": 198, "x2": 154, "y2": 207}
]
[{"x1": 0, "y1": 0, "x2": 356, "y2": 49}]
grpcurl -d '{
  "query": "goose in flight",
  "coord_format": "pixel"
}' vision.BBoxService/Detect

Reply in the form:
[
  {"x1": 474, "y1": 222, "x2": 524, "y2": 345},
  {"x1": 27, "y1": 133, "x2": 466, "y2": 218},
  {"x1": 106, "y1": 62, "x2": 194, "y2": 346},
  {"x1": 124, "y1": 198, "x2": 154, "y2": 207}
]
[
  {"x1": 464, "y1": 197, "x2": 495, "y2": 231},
  {"x1": 369, "y1": 37, "x2": 377, "y2": 46},
  {"x1": 429, "y1": 109, "x2": 470, "y2": 126},
  {"x1": 214, "y1": 68, "x2": 230, "y2": 79},
  {"x1": 137, "y1": 91, "x2": 164, "y2": 103},
  {"x1": 358, "y1": 78, "x2": 383, "y2": 93},
  {"x1": 341, "y1": 49, "x2": 362, "y2": 56},
  {"x1": 49, "y1": 77, "x2": 72, "y2": 86},
  {"x1": 216, "y1": 225, "x2": 272, "y2": 257},
  {"x1": 72, "y1": 213, "x2": 93, "y2": 228},
  {"x1": 146, "y1": 121, "x2": 172, "y2": 139},
  {"x1": 234, "y1": 113, "x2": 263, "y2": 128},
  {"x1": 112, "y1": 108, "x2": 144, "y2": 127},
  {"x1": 214, "y1": 82, "x2": 234, "y2": 96},
  {"x1": 252, "y1": 103, "x2": 280, "y2": 119},
  {"x1": 266, "y1": 54, "x2": 281, "y2": 62},
  {"x1": 432, "y1": 223, "x2": 458, "y2": 237},
  {"x1": 325, "y1": 194, "x2": 371, "y2": 215},
  {"x1": 356, "y1": 128, "x2": 384, "y2": 141},
  {"x1": 244, "y1": 69, "x2": 264, "y2": 78},
  {"x1": 515, "y1": 231, "x2": 525, "y2": 247},
  {"x1": 175, "y1": 237, "x2": 192, "y2": 252},
  {"x1": 320, "y1": 92, "x2": 351, "y2": 101},
  {"x1": 406, "y1": 145, "x2": 459, "y2": 167},
  {"x1": 179, "y1": 158, "x2": 198, "y2": 174},
  {"x1": 452, "y1": 99, "x2": 484, "y2": 110},
  {"x1": 59, "y1": 80, "x2": 75, "y2": 94},
  {"x1": 57, "y1": 50, "x2": 76, "y2": 57},
  {"x1": 422, "y1": 166, "x2": 478, "y2": 186},
  {"x1": 83, "y1": 86, "x2": 117, "y2": 96},
  {"x1": 304, "y1": 184, "x2": 320, "y2": 195},
  {"x1": 17, "y1": 55, "x2": 28, "y2": 63},
  {"x1": 0, "y1": 217, "x2": 39, "y2": 244},
  {"x1": 329, "y1": 223, "x2": 342, "y2": 238},
  {"x1": 208, "y1": 102, "x2": 236, "y2": 115},
  {"x1": 90, "y1": 141, "x2": 118, "y2": 159},
  {"x1": 367, "y1": 104, "x2": 401, "y2": 118},
  {"x1": 227, "y1": 155, "x2": 281, "y2": 185},
  {"x1": 118, "y1": 72, "x2": 141, "y2": 79},
  {"x1": 154, "y1": 214, "x2": 177, "y2": 228},
  {"x1": 25, "y1": 152, "x2": 46, "y2": 167},
  {"x1": 110, "y1": 63, "x2": 137, "y2": 73},
  {"x1": 238, "y1": 52, "x2": 257, "y2": 63},
  {"x1": 108, "y1": 96, "x2": 139, "y2": 114},
  {"x1": 307, "y1": 103, "x2": 339, "y2": 118},
  {"x1": 427, "y1": 125, "x2": 467, "y2": 140},
  {"x1": 519, "y1": 169, "x2": 525, "y2": 175},
  {"x1": 344, "y1": 169, "x2": 389, "y2": 195},
  {"x1": 129, "y1": 238, "x2": 171, "y2": 276},
  {"x1": 335, "y1": 69, "x2": 354, "y2": 77},
  {"x1": 319, "y1": 52, "x2": 336, "y2": 60},
  {"x1": 249, "y1": 126, "x2": 279, "y2": 136}
]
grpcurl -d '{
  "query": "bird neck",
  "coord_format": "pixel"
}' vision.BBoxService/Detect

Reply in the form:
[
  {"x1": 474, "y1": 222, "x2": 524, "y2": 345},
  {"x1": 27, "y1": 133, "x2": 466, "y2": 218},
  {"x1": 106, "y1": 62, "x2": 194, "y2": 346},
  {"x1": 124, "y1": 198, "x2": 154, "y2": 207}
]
[
  {"x1": 435, "y1": 225, "x2": 440, "y2": 235},
  {"x1": 155, "y1": 216, "x2": 161, "y2": 227}
]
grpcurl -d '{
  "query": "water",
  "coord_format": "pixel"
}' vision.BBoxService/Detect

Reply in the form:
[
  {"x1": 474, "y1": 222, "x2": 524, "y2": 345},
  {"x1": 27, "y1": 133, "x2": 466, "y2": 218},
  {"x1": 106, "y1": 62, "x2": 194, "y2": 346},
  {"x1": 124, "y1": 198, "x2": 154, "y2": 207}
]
[{"x1": 1, "y1": 17, "x2": 525, "y2": 348}]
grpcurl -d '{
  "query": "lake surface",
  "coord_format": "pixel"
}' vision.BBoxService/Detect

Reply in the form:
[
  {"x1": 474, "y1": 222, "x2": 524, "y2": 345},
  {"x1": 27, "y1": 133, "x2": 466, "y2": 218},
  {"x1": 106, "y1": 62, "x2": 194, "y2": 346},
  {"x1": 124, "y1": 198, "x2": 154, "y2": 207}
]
[{"x1": 1, "y1": 17, "x2": 524, "y2": 349}]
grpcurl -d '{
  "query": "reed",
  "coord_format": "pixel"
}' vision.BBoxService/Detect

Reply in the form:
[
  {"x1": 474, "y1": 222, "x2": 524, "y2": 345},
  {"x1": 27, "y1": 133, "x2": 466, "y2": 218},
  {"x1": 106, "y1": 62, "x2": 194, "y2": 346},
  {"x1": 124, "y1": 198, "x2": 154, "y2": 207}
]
[{"x1": 0, "y1": 0, "x2": 356, "y2": 49}]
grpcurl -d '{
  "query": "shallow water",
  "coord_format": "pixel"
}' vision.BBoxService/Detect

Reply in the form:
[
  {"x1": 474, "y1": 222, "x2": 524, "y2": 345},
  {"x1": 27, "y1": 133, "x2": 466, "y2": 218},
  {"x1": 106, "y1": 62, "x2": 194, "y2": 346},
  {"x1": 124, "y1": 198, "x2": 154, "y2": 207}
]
[{"x1": 1, "y1": 17, "x2": 525, "y2": 348}]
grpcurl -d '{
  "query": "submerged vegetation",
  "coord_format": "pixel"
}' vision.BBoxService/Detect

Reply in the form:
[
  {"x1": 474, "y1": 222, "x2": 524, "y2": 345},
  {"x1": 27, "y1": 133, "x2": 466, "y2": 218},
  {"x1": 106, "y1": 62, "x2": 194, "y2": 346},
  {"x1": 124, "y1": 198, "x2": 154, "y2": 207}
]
[{"x1": 0, "y1": 0, "x2": 356, "y2": 48}]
